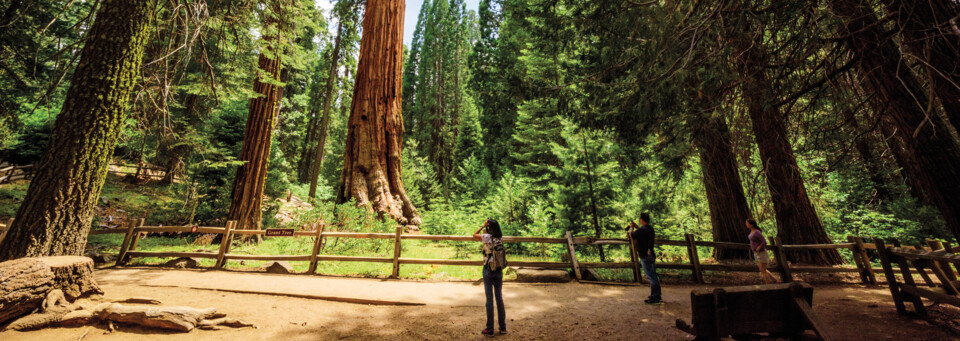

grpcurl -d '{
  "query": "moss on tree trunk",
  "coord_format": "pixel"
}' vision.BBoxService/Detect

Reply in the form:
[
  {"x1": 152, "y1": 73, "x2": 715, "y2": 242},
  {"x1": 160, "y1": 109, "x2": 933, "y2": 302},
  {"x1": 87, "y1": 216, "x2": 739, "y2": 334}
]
[{"x1": 0, "y1": 0, "x2": 157, "y2": 260}]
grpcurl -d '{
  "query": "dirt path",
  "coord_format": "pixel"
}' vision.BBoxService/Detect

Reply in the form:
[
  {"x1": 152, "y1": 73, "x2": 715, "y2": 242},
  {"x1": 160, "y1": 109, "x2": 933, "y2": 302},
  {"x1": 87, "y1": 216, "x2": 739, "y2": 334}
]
[{"x1": 1, "y1": 268, "x2": 957, "y2": 340}]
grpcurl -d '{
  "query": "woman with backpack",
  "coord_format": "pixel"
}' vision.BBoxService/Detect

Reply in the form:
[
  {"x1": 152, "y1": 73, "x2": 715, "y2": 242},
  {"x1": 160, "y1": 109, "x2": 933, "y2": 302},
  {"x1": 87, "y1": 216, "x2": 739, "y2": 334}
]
[{"x1": 473, "y1": 218, "x2": 507, "y2": 337}]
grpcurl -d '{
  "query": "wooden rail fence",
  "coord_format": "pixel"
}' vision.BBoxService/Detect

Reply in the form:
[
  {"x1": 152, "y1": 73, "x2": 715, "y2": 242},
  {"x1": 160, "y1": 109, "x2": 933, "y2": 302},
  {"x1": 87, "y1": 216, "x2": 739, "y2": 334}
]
[
  {"x1": 0, "y1": 163, "x2": 167, "y2": 183},
  {"x1": 4, "y1": 217, "x2": 953, "y2": 284}
]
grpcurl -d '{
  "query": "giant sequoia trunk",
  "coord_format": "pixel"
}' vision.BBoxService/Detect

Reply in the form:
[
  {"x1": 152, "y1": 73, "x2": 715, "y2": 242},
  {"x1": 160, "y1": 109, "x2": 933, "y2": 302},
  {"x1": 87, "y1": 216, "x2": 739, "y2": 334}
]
[
  {"x1": 308, "y1": 21, "x2": 345, "y2": 198},
  {"x1": 337, "y1": 0, "x2": 421, "y2": 225},
  {"x1": 695, "y1": 115, "x2": 753, "y2": 260},
  {"x1": 882, "y1": 0, "x2": 960, "y2": 131},
  {"x1": 722, "y1": 0, "x2": 843, "y2": 265},
  {"x1": 0, "y1": 0, "x2": 156, "y2": 260},
  {"x1": 830, "y1": 0, "x2": 960, "y2": 243},
  {"x1": 227, "y1": 47, "x2": 283, "y2": 231}
]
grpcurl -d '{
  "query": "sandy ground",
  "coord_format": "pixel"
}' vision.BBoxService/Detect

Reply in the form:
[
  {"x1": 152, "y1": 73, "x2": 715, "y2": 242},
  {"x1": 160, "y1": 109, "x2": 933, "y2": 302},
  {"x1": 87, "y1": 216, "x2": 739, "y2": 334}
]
[{"x1": 2, "y1": 268, "x2": 958, "y2": 340}]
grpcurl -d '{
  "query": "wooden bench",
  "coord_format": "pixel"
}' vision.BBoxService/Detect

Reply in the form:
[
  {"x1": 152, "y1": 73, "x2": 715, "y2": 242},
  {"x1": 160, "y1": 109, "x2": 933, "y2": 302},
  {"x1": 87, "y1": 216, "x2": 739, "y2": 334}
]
[{"x1": 676, "y1": 282, "x2": 830, "y2": 340}]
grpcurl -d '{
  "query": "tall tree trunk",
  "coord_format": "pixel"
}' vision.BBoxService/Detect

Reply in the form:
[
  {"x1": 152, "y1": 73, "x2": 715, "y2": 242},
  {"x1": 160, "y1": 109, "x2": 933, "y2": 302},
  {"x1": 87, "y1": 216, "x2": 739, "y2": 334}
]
[
  {"x1": 883, "y1": 0, "x2": 960, "y2": 131},
  {"x1": 227, "y1": 45, "x2": 283, "y2": 231},
  {"x1": 830, "y1": 0, "x2": 960, "y2": 243},
  {"x1": 695, "y1": 115, "x2": 753, "y2": 260},
  {"x1": 879, "y1": 122, "x2": 931, "y2": 203},
  {"x1": 337, "y1": 0, "x2": 421, "y2": 225},
  {"x1": 0, "y1": 0, "x2": 157, "y2": 260},
  {"x1": 579, "y1": 131, "x2": 605, "y2": 262},
  {"x1": 722, "y1": 0, "x2": 843, "y2": 265},
  {"x1": 308, "y1": 22, "x2": 345, "y2": 198}
]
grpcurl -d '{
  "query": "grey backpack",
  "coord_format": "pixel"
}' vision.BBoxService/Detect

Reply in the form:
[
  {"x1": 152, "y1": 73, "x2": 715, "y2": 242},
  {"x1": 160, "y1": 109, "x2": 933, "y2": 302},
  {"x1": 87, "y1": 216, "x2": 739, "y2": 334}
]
[{"x1": 486, "y1": 238, "x2": 507, "y2": 271}]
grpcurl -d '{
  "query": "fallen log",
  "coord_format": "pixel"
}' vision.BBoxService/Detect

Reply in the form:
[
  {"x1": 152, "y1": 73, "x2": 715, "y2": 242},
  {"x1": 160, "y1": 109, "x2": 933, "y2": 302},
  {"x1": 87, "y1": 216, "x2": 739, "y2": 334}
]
[
  {"x1": 0, "y1": 258, "x2": 55, "y2": 325},
  {"x1": 0, "y1": 257, "x2": 102, "y2": 325}
]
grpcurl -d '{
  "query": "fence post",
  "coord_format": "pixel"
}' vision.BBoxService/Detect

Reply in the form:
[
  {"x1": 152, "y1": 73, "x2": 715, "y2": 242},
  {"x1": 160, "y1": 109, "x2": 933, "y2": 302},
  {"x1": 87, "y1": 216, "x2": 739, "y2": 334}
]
[
  {"x1": 770, "y1": 237, "x2": 792, "y2": 283},
  {"x1": 874, "y1": 238, "x2": 906, "y2": 314},
  {"x1": 627, "y1": 230, "x2": 642, "y2": 283},
  {"x1": 854, "y1": 236, "x2": 877, "y2": 284},
  {"x1": 116, "y1": 219, "x2": 139, "y2": 265},
  {"x1": 925, "y1": 239, "x2": 957, "y2": 281},
  {"x1": 308, "y1": 222, "x2": 325, "y2": 274},
  {"x1": 126, "y1": 219, "x2": 145, "y2": 255},
  {"x1": 848, "y1": 235, "x2": 870, "y2": 285},
  {"x1": 565, "y1": 231, "x2": 582, "y2": 281},
  {"x1": 685, "y1": 234, "x2": 704, "y2": 284},
  {"x1": 391, "y1": 226, "x2": 402, "y2": 279},
  {"x1": 215, "y1": 221, "x2": 235, "y2": 269},
  {"x1": 889, "y1": 238, "x2": 926, "y2": 314},
  {"x1": 0, "y1": 218, "x2": 12, "y2": 244}
]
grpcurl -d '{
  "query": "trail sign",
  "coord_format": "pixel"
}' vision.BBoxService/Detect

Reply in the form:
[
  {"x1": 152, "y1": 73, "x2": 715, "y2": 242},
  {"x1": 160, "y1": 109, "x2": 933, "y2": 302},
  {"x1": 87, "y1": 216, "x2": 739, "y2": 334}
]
[{"x1": 265, "y1": 228, "x2": 295, "y2": 237}]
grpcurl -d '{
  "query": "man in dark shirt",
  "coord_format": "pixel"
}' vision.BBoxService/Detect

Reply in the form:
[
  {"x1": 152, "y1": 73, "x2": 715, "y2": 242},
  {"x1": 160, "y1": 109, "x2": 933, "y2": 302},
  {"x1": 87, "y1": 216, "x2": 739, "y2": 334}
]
[{"x1": 629, "y1": 213, "x2": 662, "y2": 304}]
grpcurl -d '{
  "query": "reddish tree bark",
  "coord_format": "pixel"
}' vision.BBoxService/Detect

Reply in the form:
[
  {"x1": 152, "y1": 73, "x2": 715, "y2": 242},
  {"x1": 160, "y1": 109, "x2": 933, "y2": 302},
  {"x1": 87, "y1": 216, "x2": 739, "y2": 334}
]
[
  {"x1": 696, "y1": 115, "x2": 753, "y2": 260},
  {"x1": 830, "y1": 0, "x2": 960, "y2": 243},
  {"x1": 722, "y1": 0, "x2": 843, "y2": 265},
  {"x1": 227, "y1": 47, "x2": 282, "y2": 231},
  {"x1": 337, "y1": 0, "x2": 421, "y2": 225}
]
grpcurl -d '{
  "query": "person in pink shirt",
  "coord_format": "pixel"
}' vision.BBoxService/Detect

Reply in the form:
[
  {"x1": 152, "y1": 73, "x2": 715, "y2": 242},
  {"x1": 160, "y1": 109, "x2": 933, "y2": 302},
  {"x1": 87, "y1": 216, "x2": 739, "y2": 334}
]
[{"x1": 746, "y1": 218, "x2": 781, "y2": 284}]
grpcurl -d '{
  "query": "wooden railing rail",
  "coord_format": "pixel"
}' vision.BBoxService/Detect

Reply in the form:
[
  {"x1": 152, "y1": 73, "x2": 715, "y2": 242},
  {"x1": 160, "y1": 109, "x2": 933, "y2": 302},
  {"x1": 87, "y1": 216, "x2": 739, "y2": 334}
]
[{"x1": 2, "y1": 216, "x2": 955, "y2": 286}]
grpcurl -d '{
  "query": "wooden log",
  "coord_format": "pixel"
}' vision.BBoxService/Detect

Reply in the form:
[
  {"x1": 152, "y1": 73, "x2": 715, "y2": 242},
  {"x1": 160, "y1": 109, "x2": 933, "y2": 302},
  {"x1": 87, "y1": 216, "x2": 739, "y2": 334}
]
[
  {"x1": 686, "y1": 234, "x2": 704, "y2": 284},
  {"x1": 136, "y1": 226, "x2": 227, "y2": 234},
  {"x1": 94, "y1": 302, "x2": 219, "y2": 332},
  {"x1": 690, "y1": 283, "x2": 814, "y2": 338},
  {"x1": 874, "y1": 238, "x2": 907, "y2": 314},
  {"x1": 566, "y1": 231, "x2": 582, "y2": 281},
  {"x1": 771, "y1": 237, "x2": 793, "y2": 283},
  {"x1": 307, "y1": 223, "x2": 325, "y2": 274},
  {"x1": 391, "y1": 226, "x2": 402, "y2": 279},
  {"x1": 926, "y1": 239, "x2": 957, "y2": 282},
  {"x1": 88, "y1": 228, "x2": 128, "y2": 235},
  {"x1": 899, "y1": 284, "x2": 960, "y2": 309},
  {"x1": 0, "y1": 258, "x2": 55, "y2": 325},
  {"x1": 215, "y1": 221, "x2": 234, "y2": 268}
]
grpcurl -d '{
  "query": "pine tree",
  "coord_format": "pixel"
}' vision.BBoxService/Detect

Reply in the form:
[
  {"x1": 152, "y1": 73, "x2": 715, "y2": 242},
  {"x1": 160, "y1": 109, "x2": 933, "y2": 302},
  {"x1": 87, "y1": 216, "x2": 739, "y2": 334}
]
[{"x1": 1, "y1": 0, "x2": 158, "y2": 259}]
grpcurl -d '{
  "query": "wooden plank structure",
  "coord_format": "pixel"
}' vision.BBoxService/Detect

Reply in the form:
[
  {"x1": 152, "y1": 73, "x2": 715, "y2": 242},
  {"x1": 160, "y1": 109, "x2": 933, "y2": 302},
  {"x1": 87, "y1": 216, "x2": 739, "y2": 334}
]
[
  {"x1": 875, "y1": 237, "x2": 960, "y2": 316},
  {"x1": 676, "y1": 282, "x2": 830, "y2": 340}
]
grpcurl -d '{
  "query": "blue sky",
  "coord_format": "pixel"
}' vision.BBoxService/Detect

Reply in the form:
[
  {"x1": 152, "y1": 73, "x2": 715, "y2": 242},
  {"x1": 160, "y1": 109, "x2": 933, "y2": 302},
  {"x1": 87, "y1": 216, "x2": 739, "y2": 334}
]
[
  {"x1": 318, "y1": 1, "x2": 481, "y2": 46},
  {"x1": 404, "y1": 0, "x2": 481, "y2": 45}
]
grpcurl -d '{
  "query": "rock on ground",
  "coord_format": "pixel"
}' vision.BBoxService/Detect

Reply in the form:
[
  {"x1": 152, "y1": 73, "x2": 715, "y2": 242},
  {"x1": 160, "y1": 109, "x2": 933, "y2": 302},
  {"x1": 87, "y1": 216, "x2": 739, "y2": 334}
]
[
  {"x1": 163, "y1": 257, "x2": 200, "y2": 269},
  {"x1": 262, "y1": 261, "x2": 294, "y2": 274},
  {"x1": 515, "y1": 268, "x2": 572, "y2": 283}
]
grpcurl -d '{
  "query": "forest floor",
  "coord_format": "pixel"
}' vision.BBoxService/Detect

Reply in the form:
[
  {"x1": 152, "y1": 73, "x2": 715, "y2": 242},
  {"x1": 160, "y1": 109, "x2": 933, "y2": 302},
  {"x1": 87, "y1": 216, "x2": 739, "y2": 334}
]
[{"x1": 2, "y1": 268, "x2": 959, "y2": 340}]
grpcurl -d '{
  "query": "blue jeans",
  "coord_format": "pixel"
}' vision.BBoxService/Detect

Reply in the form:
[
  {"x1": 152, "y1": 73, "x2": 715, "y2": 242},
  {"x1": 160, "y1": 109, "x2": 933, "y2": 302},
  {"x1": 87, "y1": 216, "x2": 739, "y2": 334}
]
[
  {"x1": 640, "y1": 255, "x2": 661, "y2": 300},
  {"x1": 483, "y1": 267, "x2": 506, "y2": 330}
]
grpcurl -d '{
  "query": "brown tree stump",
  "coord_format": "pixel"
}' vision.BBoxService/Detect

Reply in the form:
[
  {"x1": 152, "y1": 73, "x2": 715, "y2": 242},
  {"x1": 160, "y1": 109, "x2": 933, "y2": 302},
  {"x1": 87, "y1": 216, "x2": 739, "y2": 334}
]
[{"x1": 0, "y1": 256, "x2": 102, "y2": 325}]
